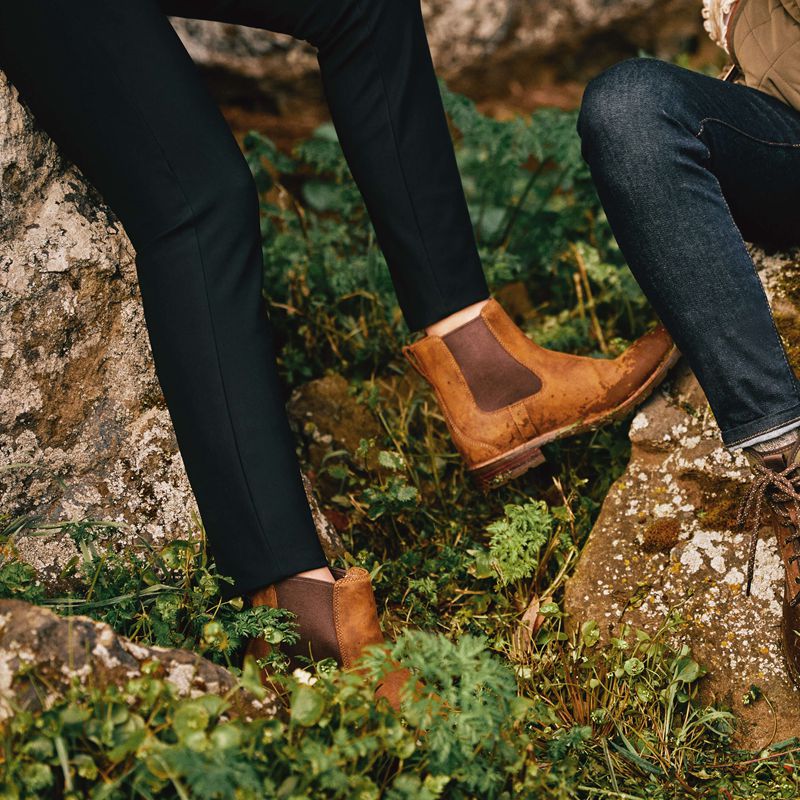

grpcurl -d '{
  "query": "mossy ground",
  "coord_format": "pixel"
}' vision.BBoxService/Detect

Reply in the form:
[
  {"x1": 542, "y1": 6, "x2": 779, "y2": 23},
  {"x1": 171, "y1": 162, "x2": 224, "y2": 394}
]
[{"x1": 2, "y1": 80, "x2": 800, "y2": 798}]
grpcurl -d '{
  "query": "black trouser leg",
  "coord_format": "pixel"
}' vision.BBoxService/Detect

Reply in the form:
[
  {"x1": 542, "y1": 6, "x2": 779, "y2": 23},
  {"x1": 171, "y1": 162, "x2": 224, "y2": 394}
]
[
  {"x1": 0, "y1": 0, "x2": 489, "y2": 598},
  {"x1": 0, "y1": 0, "x2": 330, "y2": 598},
  {"x1": 161, "y1": 0, "x2": 490, "y2": 330}
]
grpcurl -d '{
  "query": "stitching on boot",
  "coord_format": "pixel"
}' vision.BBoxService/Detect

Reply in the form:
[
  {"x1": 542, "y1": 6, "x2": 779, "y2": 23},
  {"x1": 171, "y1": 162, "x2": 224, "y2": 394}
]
[
  {"x1": 442, "y1": 315, "x2": 542, "y2": 412},
  {"x1": 332, "y1": 581, "x2": 350, "y2": 670}
]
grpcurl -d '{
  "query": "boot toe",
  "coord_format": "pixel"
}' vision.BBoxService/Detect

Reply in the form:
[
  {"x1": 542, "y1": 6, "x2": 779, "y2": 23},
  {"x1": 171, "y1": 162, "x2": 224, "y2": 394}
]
[
  {"x1": 599, "y1": 325, "x2": 677, "y2": 407},
  {"x1": 619, "y1": 326, "x2": 677, "y2": 375}
]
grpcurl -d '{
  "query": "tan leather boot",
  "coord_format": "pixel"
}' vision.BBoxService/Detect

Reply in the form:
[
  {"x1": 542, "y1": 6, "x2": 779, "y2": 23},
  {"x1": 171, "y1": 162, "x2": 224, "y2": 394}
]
[
  {"x1": 739, "y1": 431, "x2": 800, "y2": 686},
  {"x1": 403, "y1": 298, "x2": 679, "y2": 489},
  {"x1": 243, "y1": 566, "x2": 410, "y2": 711}
]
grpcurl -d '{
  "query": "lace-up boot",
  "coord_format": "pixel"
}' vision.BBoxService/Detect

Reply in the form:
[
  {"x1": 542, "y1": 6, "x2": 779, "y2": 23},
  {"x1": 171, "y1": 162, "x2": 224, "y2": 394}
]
[{"x1": 739, "y1": 429, "x2": 800, "y2": 686}]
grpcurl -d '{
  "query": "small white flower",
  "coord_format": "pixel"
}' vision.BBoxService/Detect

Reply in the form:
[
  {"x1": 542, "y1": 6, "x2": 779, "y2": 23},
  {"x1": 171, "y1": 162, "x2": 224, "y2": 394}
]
[{"x1": 292, "y1": 667, "x2": 317, "y2": 685}]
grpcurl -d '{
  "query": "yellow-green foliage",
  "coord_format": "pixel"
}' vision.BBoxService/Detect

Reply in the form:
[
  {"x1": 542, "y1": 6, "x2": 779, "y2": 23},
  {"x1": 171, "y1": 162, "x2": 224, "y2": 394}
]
[{"x1": 2, "y1": 78, "x2": 799, "y2": 798}]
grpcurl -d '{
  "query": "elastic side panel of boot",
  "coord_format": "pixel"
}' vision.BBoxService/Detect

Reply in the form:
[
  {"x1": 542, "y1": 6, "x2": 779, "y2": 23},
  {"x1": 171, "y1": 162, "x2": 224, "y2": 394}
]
[
  {"x1": 442, "y1": 316, "x2": 542, "y2": 411},
  {"x1": 275, "y1": 578, "x2": 341, "y2": 665}
]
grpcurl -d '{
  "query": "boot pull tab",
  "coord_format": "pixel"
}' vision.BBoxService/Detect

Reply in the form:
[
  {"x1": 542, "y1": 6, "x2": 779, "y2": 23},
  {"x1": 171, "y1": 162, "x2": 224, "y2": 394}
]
[{"x1": 402, "y1": 343, "x2": 431, "y2": 381}]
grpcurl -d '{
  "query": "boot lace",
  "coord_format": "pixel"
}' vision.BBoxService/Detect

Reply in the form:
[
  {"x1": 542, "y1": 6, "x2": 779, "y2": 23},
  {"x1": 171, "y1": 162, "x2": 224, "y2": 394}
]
[{"x1": 737, "y1": 459, "x2": 800, "y2": 606}]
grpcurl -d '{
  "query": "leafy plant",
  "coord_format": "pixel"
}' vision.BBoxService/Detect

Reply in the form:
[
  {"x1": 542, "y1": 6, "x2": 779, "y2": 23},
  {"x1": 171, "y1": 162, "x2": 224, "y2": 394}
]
[
  {"x1": 485, "y1": 501, "x2": 554, "y2": 587},
  {"x1": 2, "y1": 73, "x2": 788, "y2": 798}
]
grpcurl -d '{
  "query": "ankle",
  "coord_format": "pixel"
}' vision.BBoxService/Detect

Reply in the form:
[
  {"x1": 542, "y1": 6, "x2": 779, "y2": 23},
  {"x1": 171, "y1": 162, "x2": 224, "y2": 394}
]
[
  {"x1": 425, "y1": 299, "x2": 489, "y2": 338},
  {"x1": 741, "y1": 427, "x2": 800, "y2": 473},
  {"x1": 743, "y1": 426, "x2": 800, "y2": 455},
  {"x1": 288, "y1": 566, "x2": 336, "y2": 584},
  {"x1": 248, "y1": 566, "x2": 336, "y2": 604}
]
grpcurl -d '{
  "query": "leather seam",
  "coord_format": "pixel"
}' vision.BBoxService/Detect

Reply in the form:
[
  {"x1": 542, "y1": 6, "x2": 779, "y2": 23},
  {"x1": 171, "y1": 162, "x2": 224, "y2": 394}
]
[
  {"x1": 436, "y1": 393, "x2": 505, "y2": 457},
  {"x1": 332, "y1": 582, "x2": 350, "y2": 670},
  {"x1": 481, "y1": 307, "x2": 545, "y2": 395},
  {"x1": 509, "y1": 410, "x2": 526, "y2": 441},
  {"x1": 430, "y1": 346, "x2": 516, "y2": 453},
  {"x1": 509, "y1": 401, "x2": 538, "y2": 440},
  {"x1": 436, "y1": 341, "x2": 499, "y2": 418}
]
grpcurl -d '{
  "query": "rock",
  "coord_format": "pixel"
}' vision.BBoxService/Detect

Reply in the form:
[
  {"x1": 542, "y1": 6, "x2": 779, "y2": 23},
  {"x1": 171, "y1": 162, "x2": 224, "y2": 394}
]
[
  {"x1": 287, "y1": 374, "x2": 383, "y2": 475},
  {"x1": 169, "y1": 0, "x2": 704, "y2": 112},
  {"x1": 564, "y1": 247, "x2": 800, "y2": 750},
  {"x1": 493, "y1": 281, "x2": 535, "y2": 324},
  {"x1": 0, "y1": 599, "x2": 275, "y2": 721},
  {"x1": 0, "y1": 72, "x2": 341, "y2": 584}
]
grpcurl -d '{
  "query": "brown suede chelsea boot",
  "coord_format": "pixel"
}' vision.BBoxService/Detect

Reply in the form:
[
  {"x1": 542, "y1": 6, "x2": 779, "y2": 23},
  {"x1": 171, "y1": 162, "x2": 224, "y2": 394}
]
[
  {"x1": 243, "y1": 566, "x2": 411, "y2": 711},
  {"x1": 403, "y1": 298, "x2": 679, "y2": 489},
  {"x1": 739, "y1": 430, "x2": 800, "y2": 687}
]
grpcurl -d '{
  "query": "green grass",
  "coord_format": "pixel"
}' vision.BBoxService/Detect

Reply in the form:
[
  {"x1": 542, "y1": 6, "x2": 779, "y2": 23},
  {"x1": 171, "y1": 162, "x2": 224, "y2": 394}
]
[{"x1": 2, "y1": 76, "x2": 799, "y2": 798}]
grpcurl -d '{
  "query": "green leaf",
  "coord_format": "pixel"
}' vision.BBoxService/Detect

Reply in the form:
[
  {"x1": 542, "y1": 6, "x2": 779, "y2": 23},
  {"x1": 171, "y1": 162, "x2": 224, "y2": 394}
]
[
  {"x1": 302, "y1": 180, "x2": 342, "y2": 213},
  {"x1": 173, "y1": 702, "x2": 210, "y2": 741},
  {"x1": 624, "y1": 657, "x2": 644, "y2": 677},
  {"x1": 580, "y1": 620, "x2": 600, "y2": 648},
  {"x1": 312, "y1": 121, "x2": 339, "y2": 142},
  {"x1": 486, "y1": 501, "x2": 553, "y2": 586},
  {"x1": 673, "y1": 657, "x2": 701, "y2": 684},
  {"x1": 291, "y1": 684, "x2": 325, "y2": 727},
  {"x1": 210, "y1": 723, "x2": 243, "y2": 750},
  {"x1": 378, "y1": 450, "x2": 405, "y2": 471}
]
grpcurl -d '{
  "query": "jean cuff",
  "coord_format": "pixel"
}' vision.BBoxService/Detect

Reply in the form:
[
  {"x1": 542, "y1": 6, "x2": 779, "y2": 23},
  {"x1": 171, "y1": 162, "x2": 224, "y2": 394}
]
[
  {"x1": 729, "y1": 419, "x2": 800, "y2": 450},
  {"x1": 721, "y1": 402, "x2": 800, "y2": 450}
]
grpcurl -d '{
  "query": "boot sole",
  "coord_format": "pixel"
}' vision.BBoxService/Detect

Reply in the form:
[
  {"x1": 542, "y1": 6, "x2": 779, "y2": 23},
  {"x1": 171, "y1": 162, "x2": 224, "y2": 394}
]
[{"x1": 470, "y1": 344, "x2": 681, "y2": 491}]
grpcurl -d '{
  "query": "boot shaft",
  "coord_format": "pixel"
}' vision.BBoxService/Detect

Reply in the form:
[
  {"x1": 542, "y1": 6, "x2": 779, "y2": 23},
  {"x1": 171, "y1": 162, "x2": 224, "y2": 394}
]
[{"x1": 248, "y1": 566, "x2": 385, "y2": 670}]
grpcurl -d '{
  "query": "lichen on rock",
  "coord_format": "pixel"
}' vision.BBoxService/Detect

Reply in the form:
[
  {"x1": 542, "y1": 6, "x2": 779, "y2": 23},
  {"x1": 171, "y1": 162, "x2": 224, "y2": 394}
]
[
  {"x1": 564, "y1": 246, "x2": 800, "y2": 750},
  {"x1": 0, "y1": 599, "x2": 275, "y2": 721}
]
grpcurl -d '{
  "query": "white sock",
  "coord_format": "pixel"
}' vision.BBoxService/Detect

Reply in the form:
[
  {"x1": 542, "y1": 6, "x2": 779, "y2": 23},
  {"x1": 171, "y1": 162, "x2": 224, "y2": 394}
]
[{"x1": 735, "y1": 423, "x2": 800, "y2": 453}]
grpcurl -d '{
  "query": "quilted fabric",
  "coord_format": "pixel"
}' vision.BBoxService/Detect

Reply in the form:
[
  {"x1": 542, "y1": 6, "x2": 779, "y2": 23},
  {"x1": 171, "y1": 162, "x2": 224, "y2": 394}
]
[{"x1": 728, "y1": 0, "x2": 800, "y2": 111}]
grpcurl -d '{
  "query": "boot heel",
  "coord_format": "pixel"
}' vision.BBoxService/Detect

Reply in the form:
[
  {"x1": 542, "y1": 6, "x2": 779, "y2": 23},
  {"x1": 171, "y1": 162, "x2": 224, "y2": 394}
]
[{"x1": 470, "y1": 444, "x2": 546, "y2": 491}]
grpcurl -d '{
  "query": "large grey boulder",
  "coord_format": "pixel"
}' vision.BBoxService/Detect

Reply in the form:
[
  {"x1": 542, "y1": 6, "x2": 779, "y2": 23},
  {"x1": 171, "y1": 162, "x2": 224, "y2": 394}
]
[
  {"x1": 0, "y1": 72, "x2": 341, "y2": 587},
  {"x1": 564, "y1": 248, "x2": 800, "y2": 751}
]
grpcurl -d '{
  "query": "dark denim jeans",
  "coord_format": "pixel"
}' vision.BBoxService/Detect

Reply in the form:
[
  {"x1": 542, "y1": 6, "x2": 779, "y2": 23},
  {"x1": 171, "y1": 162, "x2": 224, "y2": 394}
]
[{"x1": 577, "y1": 57, "x2": 800, "y2": 448}]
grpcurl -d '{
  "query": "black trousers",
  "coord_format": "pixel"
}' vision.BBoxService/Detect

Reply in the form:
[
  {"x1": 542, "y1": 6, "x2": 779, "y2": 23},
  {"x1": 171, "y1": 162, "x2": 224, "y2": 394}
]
[{"x1": 0, "y1": 0, "x2": 489, "y2": 597}]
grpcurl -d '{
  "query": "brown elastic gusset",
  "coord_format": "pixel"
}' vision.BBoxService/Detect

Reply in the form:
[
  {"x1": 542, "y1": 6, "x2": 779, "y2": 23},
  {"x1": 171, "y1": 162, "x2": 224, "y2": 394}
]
[
  {"x1": 273, "y1": 574, "x2": 341, "y2": 666},
  {"x1": 441, "y1": 315, "x2": 542, "y2": 411}
]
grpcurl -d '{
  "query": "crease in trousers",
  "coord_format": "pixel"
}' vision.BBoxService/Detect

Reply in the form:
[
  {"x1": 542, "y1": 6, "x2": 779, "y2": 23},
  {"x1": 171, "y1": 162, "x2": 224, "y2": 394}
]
[{"x1": 0, "y1": 0, "x2": 490, "y2": 598}]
